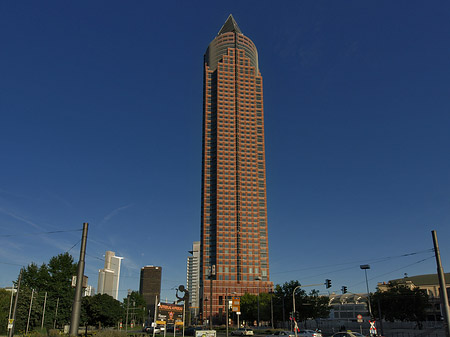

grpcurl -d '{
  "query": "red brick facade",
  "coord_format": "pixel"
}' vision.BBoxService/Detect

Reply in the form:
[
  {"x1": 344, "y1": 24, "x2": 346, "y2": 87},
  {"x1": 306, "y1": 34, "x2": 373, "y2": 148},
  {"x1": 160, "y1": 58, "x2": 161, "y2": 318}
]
[{"x1": 200, "y1": 16, "x2": 272, "y2": 323}]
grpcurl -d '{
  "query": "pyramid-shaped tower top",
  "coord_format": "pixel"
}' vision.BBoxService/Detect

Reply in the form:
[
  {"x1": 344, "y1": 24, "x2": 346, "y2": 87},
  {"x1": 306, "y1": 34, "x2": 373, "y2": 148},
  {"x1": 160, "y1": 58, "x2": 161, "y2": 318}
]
[{"x1": 218, "y1": 14, "x2": 242, "y2": 35}]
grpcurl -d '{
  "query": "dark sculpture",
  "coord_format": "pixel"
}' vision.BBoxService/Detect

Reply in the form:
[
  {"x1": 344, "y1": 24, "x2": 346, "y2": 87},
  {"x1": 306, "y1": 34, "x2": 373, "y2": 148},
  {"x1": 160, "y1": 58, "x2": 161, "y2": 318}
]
[
  {"x1": 176, "y1": 285, "x2": 189, "y2": 303},
  {"x1": 175, "y1": 285, "x2": 191, "y2": 325}
]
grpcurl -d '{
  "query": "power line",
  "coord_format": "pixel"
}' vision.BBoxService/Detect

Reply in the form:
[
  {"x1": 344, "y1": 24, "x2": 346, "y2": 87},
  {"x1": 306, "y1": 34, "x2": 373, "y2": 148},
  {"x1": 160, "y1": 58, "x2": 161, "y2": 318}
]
[
  {"x1": 0, "y1": 228, "x2": 83, "y2": 238},
  {"x1": 67, "y1": 240, "x2": 81, "y2": 253},
  {"x1": 348, "y1": 255, "x2": 435, "y2": 289},
  {"x1": 271, "y1": 248, "x2": 434, "y2": 276},
  {"x1": 0, "y1": 261, "x2": 24, "y2": 267}
]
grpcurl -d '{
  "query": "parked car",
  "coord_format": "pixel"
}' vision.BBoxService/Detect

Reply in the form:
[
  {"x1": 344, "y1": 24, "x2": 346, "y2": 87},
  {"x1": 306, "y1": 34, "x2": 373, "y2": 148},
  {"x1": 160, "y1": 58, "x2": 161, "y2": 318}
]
[
  {"x1": 332, "y1": 332, "x2": 366, "y2": 337},
  {"x1": 231, "y1": 328, "x2": 254, "y2": 336},
  {"x1": 184, "y1": 327, "x2": 202, "y2": 336},
  {"x1": 143, "y1": 327, "x2": 161, "y2": 334},
  {"x1": 266, "y1": 331, "x2": 295, "y2": 337},
  {"x1": 298, "y1": 330, "x2": 323, "y2": 337}
]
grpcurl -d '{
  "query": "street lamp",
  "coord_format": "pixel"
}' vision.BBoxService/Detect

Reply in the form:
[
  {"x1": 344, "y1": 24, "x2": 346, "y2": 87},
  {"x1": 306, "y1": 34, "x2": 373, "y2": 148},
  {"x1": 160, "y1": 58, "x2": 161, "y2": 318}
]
[
  {"x1": 269, "y1": 289, "x2": 274, "y2": 329},
  {"x1": 292, "y1": 286, "x2": 301, "y2": 337},
  {"x1": 255, "y1": 276, "x2": 262, "y2": 328},
  {"x1": 360, "y1": 265, "x2": 373, "y2": 318},
  {"x1": 126, "y1": 289, "x2": 131, "y2": 332}
]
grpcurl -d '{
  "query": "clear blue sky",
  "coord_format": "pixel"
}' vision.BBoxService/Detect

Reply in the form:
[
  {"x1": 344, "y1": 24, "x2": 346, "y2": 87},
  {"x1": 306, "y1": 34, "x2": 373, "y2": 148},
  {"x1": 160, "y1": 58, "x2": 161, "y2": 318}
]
[{"x1": 1, "y1": 1, "x2": 450, "y2": 302}]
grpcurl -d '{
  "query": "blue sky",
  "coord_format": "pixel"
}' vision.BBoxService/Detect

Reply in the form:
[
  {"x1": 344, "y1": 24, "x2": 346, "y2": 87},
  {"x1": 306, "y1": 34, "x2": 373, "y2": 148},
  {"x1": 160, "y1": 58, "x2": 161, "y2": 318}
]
[{"x1": 1, "y1": 1, "x2": 450, "y2": 302}]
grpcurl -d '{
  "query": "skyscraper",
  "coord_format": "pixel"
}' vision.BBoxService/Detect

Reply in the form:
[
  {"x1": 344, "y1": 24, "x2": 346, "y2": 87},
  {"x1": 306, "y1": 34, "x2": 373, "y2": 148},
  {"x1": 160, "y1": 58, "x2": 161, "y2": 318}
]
[
  {"x1": 98, "y1": 250, "x2": 123, "y2": 300},
  {"x1": 187, "y1": 241, "x2": 200, "y2": 322},
  {"x1": 139, "y1": 266, "x2": 162, "y2": 321},
  {"x1": 200, "y1": 15, "x2": 272, "y2": 322}
]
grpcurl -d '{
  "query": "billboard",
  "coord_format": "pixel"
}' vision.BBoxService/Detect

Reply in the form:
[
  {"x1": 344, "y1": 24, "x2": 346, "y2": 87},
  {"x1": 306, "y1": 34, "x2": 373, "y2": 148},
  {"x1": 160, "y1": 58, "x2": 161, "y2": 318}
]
[{"x1": 156, "y1": 302, "x2": 184, "y2": 325}]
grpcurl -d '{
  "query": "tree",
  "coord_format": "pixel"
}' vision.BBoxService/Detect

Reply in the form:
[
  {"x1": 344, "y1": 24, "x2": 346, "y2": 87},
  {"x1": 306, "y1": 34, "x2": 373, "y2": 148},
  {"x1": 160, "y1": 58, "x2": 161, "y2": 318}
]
[
  {"x1": 14, "y1": 253, "x2": 77, "y2": 332},
  {"x1": 270, "y1": 281, "x2": 330, "y2": 327},
  {"x1": 0, "y1": 288, "x2": 13, "y2": 335},
  {"x1": 122, "y1": 291, "x2": 147, "y2": 326},
  {"x1": 272, "y1": 280, "x2": 306, "y2": 323},
  {"x1": 372, "y1": 283, "x2": 429, "y2": 324},
  {"x1": 240, "y1": 292, "x2": 272, "y2": 325},
  {"x1": 82, "y1": 294, "x2": 125, "y2": 328}
]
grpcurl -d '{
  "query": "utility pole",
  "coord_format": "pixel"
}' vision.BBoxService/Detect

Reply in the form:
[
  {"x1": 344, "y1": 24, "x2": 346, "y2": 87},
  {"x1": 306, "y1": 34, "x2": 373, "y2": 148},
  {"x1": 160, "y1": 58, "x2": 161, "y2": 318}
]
[
  {"x1": 126, "y1": 289, "x2": 131, "y2": 332},
  {"x1": 9, "y1": 269, "x2": 22, "y2": 337},
  {"x1": 153, "y1": 295, "x2": 158, "y2": 337},
  {"x1": 54, "y1": 298, "x2": 59, "y2": 329},
  {"x1": 41, "y1": 291, "x2": 47, "y2": 329},
  {"x1": 209, "y1": 265, "x2": 215, "y2": 330},
  {"x1": 26, "y1": 289, "x2": 35, "y2": 334},
  {"x1": 432, "y1": 230, "x2": 450, "y2": 337},
  {"x1": 225, "y1": 288, "x2": 228, "y2": 337},
  {"x1": 69, "y1": 222, "x2": 88, "y2": 336}
]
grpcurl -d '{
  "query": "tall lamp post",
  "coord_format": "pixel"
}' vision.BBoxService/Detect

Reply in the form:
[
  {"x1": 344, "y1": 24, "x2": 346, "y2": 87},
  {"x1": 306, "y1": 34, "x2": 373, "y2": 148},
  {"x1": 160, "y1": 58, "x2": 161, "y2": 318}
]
[
  {"x1": 255, "y1": 276, "x2": 262, "y2": 327},
  {"x1": 292, "y1": 286, "x2": 301, "y2": 337},
  {"x1": 360, "y1": 265, "x2": 373, "y2": 318}
]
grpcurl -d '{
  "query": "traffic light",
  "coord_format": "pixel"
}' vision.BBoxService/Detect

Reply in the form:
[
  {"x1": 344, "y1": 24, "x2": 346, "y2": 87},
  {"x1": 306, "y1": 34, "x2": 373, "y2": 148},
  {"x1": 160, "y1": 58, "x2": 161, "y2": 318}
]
[
  {"x1": 342, "y1": 286, "x2": 347, "y2": 294},
  {"x1": 325, "y1": 279, "x2": 332, "y2": 288},
  {"x1": 295, "y1": 311, "x2": 300, "y2": 321}
]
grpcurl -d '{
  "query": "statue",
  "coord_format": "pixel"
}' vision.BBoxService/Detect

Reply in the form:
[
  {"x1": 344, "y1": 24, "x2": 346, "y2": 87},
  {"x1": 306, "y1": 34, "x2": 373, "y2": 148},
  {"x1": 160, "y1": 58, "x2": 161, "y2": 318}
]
[
  {"x1": 176, "y1": 285, "x2": 189, "y2": 303},
  {"x1": 175, "y1": 285, "x2": 190, "y2": 325}
]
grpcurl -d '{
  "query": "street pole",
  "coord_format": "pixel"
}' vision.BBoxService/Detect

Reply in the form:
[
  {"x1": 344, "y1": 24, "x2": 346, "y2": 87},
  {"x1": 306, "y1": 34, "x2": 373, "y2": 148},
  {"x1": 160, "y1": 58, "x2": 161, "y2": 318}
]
[
  {"x1": 292, "y1": 286, "x2": 300, "y2": 337},
  {"x1": 26, "y1": 289, "x2": 35, "y2": 334},
  {"x1": 153, "y1": 295, "x2": 158, "y2": 337},
  {"x1": 41, "y1": 291, "x2": 47, "y2": 329},
  {"x1": 126, "y1": 289, "x2": 131, "y2": 332},
  {"x1": 226, "y1": 288, "x2": 228, "y2": 337},
  {"x1": 9, "y1": 269, "x2": 22, "y2": 337},
  {"x1": 360, "y1": 265, "x2": 373, "y2": 318},
  {"x1": 69, "y1": 222, "x2": 89, "y2": 336},
  {"x1": 257, "y1": 287, "x2": 260, "y2": 327},
  {"x1": 270, "y1": 291, "x2": 274, "y2": 329},
  {"x1": 432, "y1": 230, "x2": 450, "y2": 337},
  {"x1": 183, "y1": 301, "x2": 185, "y2": 337},
  {"x1": 8, "y1": 285, "x2": 14, "y2": 322},
  {"x1": 210, "y1": 278, "x2": 213, "y2": 329},
  {"x1": 54, "y1": 298, "x2": 59, "y2": 329},
  {"x1": 209, "y1": 265, "x2": 215, "y2": 330},
  {"x1": 256, "y1": 276, "x2": 262, "y2": 328}
]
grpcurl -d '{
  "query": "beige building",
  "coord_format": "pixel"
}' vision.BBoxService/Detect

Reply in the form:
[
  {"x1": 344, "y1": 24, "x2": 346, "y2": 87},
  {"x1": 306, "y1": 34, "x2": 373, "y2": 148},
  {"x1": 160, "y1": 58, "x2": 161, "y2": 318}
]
[{"x1": 377, "y1": 273, "x2": 450, "y2": 320}]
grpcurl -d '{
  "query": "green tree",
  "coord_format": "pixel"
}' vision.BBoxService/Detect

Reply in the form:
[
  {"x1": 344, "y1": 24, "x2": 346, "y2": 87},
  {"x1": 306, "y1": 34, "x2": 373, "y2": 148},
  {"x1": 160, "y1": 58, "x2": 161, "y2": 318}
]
[
  {"x1": 82, "y1": 294, "x2": 125, "y2": 328},
  {"x1": 240, "y1": 292, "x2": 272, "y2": 325},
  {"x1": 0, "y1": 288, "x2": 13, "y2": 335},
  {"x1": 372, "y1": 283, "x2": 429, "y2": 324},
  {"x1": 272, "y1": 280, "x2": 306, "y2": 323},
  {"x1": 122, "y1": 291, "x2": 147, "y2": 326},
  {"x1": 14, "y1": 253, "x2": 77, "y2": 332},
  {"x1": 270, "y1": 281, "x2": 330, "y2": 327}
]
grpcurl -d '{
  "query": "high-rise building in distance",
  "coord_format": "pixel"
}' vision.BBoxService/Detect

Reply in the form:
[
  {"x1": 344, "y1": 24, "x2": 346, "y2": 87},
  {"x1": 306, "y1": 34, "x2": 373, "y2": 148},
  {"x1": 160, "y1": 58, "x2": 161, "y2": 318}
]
[
  {"x1": 98, "y1": 251, "x2": 123, "y2": 300},
  {"x1": 139, "y1": 266, "x2": 162, "y2": 321},
  {"x1": 200, "y1": 15, "x2": 272, "y2": 322},
  {"x1": 187, "y1": 241, "x2": 200, "y2": 322}
]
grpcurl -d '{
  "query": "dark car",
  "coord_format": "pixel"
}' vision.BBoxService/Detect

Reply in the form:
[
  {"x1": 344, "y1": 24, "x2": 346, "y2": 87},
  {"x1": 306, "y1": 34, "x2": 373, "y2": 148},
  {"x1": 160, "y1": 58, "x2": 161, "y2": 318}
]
[{"x1": 184, "y1": 327, "x2": 202, "y2": 336}]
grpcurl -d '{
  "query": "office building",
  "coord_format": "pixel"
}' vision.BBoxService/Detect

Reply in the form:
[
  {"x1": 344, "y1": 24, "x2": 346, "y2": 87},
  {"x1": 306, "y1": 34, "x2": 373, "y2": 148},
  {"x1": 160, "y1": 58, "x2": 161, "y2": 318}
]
[
  {"x1": 200, "y1": 15, "x2": 273, "y2": 321},
  {"x1": 98, "y1": 251, "x2": 123, "y2": 300},
  {"x1": 187, "y1": 241, "x2": 201, "y2": 321},
  {"x1": 139, "y1": 266, "x2": 162, "y2": 320}
]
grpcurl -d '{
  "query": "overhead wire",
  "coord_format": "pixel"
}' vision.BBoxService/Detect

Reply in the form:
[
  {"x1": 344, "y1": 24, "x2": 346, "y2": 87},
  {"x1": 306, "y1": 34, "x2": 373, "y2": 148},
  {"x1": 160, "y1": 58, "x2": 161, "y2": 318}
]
[
  {"x1": 271, "y1": 248, "x2": 434, "y2": 276},
  {"x1": 0, "y1": 228, "x2": 83, "y2": 238}
]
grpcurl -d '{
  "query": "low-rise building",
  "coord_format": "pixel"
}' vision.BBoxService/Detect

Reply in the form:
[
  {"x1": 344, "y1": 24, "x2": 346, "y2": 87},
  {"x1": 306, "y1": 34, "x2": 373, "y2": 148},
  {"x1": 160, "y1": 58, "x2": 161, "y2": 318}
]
[{"x1": 377, "y1": 273, "x2": 450, "y2": 321}]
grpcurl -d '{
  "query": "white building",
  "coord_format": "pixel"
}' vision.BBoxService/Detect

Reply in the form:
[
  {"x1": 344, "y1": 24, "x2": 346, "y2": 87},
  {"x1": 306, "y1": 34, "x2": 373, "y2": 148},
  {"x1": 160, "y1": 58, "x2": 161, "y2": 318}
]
[
  {"x1": 187, "y1": 241, "x2": 200, "y2": 321},
  {"x1": 83, "y1": 285, "x2": 95, "y2": 297},
  {"x1": 98, "y1": 251, "x2": 123, "y2": 300}
]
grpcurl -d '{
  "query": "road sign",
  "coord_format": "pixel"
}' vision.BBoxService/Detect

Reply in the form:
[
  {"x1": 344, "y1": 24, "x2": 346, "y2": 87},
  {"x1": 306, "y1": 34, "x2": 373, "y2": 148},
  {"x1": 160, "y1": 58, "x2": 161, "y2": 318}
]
[
  {"x1": 357, "y1": 314, "x2": 363, "y2": 323},
  {"x1": 232, "y1": 297, "x2": 240, "y2": 312}
]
